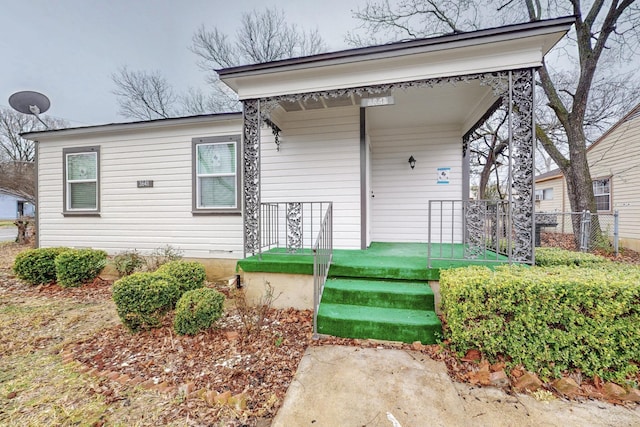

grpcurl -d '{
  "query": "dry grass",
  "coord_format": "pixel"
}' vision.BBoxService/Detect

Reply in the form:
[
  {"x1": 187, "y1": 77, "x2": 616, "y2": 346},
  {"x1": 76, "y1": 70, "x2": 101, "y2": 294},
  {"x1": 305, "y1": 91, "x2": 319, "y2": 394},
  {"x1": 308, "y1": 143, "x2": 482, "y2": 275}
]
[
  {"x1": 0, "y1": 243, "x2": 209, "y2": 426},
  {"x1": 0, "y1": 243, "x2": 308, "y2": 426}
]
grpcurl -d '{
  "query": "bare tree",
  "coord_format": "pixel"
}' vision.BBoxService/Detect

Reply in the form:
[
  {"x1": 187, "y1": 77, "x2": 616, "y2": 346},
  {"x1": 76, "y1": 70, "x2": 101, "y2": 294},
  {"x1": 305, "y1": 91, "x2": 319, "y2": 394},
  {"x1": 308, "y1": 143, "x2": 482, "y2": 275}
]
[
  {"x1": 112, "y1": 7, "x2": 326, "y2": 120},
  {"x1": 191, "y1": 7, "x2": 326, "y2": 74},
  {"x1": 469, "y1": 108, "x2": 510, "y2": 200},
  {"x1": 347, "y1": 0, "x2": 480, "y2": 45},
  {"x1": 111, "y1": 67, "x2": 179, "y2": 120},
  {"x1": 0, "y1": 107, "x2": 67, "y2": 203},
  {"x1": 352, "y1": 0, "x2": 640, "y2": 224}
]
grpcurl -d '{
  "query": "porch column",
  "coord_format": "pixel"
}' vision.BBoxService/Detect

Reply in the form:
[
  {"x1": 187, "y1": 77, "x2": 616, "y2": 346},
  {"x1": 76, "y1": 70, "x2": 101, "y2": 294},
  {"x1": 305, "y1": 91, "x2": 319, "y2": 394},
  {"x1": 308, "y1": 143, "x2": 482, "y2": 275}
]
[
  {"x1": 508, "y1": 68, "x2": 535, "y2": 263},
  {"x1": 242, "y1": 99, "x2": 261, "y2": 257}
]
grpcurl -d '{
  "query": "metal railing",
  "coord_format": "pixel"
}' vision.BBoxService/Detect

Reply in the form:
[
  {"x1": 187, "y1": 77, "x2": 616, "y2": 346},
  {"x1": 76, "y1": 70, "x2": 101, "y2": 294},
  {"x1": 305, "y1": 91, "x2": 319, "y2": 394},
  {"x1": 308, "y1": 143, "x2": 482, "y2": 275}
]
[
  {"x1": 428, "y1": 200, "x2": 513, "y2": 267},
  {"x1": 312, "y1": 203, "x2": 333, "y2": 338},
  {"x1": 259, "y1": 201, "x2": 332, "y2": 257},
  {"x1": 535, "y1": 210, "x2": 619, "y2": 256}
]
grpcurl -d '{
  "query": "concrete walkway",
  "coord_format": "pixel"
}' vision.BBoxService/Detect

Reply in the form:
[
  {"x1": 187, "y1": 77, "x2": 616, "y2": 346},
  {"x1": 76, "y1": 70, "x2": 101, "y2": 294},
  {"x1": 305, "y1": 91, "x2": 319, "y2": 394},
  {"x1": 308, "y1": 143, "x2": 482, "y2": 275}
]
[{"x1": 272, "y1": 346, "x2": 640, "y2": 427}]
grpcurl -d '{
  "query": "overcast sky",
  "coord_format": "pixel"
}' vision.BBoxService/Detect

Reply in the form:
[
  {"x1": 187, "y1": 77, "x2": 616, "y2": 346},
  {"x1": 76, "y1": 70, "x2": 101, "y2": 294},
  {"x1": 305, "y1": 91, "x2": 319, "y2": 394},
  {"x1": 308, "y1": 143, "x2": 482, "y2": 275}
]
[{"x1": 1, "y1": 0, "x2": 366, "y2": 126}]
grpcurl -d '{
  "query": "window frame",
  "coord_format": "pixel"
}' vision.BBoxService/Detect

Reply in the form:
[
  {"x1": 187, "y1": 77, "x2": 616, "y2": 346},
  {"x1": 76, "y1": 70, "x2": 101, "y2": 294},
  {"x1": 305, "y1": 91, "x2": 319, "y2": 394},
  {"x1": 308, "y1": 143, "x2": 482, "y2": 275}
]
[
  {"x1": 592, "y1": 176, "x2": 612, "y2": 212},
  {"x1": 62, "y1": 146, "x2": 100, "y2": 216},
  {"x1": 192, "y1": 135, "x2": 241, "y2": 215}
]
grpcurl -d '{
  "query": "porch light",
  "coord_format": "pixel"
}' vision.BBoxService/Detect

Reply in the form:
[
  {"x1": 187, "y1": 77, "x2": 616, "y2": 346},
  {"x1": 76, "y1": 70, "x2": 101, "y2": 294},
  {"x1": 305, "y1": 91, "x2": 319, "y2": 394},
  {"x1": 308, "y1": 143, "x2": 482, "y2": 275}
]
[{"x1": 408, "y1": 155, "x2": 416, "y2": 169}]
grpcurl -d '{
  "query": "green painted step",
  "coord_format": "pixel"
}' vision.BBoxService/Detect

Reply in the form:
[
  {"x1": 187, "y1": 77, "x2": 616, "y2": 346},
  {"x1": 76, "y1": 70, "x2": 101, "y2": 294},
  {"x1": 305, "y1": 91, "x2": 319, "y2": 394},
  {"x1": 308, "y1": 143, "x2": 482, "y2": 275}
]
[
  {"x1": 322, "y1": 278, "x2": 435, "y2": 311},
  {"x1": 317, "y1": 303, "x2": 442, "y2": 344}
]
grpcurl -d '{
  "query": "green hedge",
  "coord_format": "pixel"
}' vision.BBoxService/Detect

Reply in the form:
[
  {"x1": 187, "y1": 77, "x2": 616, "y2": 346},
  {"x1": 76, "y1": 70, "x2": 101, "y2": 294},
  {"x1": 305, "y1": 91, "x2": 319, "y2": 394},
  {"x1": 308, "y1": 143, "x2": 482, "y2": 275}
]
[
  {"x1": 156, "y1": 260, "x2": 206, "y2": 294},
  {"x1": 173, "y1": 288, "x2": 225, "y2": 335},
  {"x1": 440, "y1": 265, "x2": 640, "y2": 382},
  {"x1": 13, "y1": 247, "x2": 69, "y2": 285},
  {"x1": 112, "y1": 272, "x2": 181, "y2": 332},
  {"x1": 54, "y1": 249, "x2": 108, "y2": 288},
  {"x1": 535, "y1": 247, "x2": 608, "y2": 267}
]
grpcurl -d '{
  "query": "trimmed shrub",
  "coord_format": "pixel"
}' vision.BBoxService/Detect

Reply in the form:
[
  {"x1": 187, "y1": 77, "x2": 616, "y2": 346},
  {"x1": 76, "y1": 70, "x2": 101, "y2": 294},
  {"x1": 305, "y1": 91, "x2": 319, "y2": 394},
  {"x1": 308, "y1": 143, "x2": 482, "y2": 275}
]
[
  {"x1": 156, "y1": 260, "x2": 206, "y2": 294},
  {"x1": 173, "y1": 288, "x2": 225, "y2": 335},
  {"x1": 440, "y1": 264, "x2": 640, "y2": 383},
  {"x1": 54, "y1": 248, "x2": 108, "y2": 288},
  {"x1": 112, "y1": 250, "x2": 145, "y2": 277},
  {"x1": 112, "y1": 272, "x2": 181, "y2": 332},
  {"x1": 535, "y1": 247, "x2": 608, "y2": 267},
  {"x1": 13, "y1": 247, "x2": 69, "y2": 285}
]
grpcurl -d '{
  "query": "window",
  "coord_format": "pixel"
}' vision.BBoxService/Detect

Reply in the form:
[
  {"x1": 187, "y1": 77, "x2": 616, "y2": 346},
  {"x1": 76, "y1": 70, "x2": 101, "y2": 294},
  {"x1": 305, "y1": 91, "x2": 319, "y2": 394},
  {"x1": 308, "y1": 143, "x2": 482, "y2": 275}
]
[
  {"x1": 63, "y1": 146, "x2": 99, "y2": 214},
  {"x1": 535, "y1": 188, "x2": 553, "y2": 201},
  {"x1": 593, "y1": 178, "x2": 611, "y2": 211},
  {"x1": 192, "y1": 135, "x2": 240, "y2": 213}
]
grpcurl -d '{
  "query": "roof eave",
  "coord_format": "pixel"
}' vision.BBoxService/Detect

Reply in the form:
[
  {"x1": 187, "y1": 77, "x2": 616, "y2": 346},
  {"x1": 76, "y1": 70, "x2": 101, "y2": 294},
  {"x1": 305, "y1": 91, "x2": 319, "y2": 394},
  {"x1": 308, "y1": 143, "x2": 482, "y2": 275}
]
[
  {"x1": 22, "y1": 112, "x2": 242, "y2": 141},
  {"x1": 217, "y1": 16, "x2": 575, "y2": 80}
]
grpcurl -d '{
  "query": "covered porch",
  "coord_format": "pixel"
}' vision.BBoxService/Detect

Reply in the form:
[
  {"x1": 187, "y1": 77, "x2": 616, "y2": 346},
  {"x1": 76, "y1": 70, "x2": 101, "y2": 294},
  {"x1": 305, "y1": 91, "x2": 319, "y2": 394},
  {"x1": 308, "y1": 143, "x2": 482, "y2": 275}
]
[{"x1": 219, "y1": 17, "x2": 573, "y2": 343}]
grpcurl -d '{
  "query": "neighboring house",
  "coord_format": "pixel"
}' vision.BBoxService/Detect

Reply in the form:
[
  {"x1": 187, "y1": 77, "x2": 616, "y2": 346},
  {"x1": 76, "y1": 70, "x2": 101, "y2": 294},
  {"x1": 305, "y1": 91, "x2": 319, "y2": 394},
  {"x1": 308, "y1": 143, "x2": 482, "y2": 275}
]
[
  {"x1": 24, "y1": 17, "x2": 573, "y2": 275},
  {"x1": 0, "y1": 189, "x2": 34, "y2": 220},
  {"x1": 535, "y1": 103, "x2": 640, "y2": 251},
  {"x1": 534, "y1": 169, "x2": 565, "y2": 212}
]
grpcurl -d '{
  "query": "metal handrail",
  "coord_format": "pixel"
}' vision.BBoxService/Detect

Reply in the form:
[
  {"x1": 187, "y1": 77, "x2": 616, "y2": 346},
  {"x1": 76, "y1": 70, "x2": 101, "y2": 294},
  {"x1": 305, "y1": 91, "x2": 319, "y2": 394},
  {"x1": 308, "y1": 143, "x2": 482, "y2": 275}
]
[
  {"x1": 259, "y1": 201, "x2": 332, "y2": 258},
  {"x1": 428, "y1": 199, "x2": 513, "y2": 267},
  {"x1": 312, "y1": 203, "x2": 333, "y2": 338}
]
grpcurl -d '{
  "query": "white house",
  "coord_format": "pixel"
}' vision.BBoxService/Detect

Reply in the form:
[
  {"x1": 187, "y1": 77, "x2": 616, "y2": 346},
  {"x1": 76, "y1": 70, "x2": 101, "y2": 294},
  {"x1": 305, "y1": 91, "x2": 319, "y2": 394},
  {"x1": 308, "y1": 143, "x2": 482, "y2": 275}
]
[{"x1": 25, "y1": 17, "x2": 573, "y2": 277}]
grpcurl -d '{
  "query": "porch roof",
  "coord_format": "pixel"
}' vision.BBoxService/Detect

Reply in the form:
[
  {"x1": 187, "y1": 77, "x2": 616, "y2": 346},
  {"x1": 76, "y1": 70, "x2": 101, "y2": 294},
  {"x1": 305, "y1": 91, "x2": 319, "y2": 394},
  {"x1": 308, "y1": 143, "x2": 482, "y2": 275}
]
[{"x1": 218, "y1": 16, "x2": 574, "y2": 100}]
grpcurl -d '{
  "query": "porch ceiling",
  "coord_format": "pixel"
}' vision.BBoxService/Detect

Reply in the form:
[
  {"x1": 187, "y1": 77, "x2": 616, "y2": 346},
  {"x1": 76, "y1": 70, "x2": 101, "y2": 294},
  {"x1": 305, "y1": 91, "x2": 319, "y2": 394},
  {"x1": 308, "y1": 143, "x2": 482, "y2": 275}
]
[
  {"x1": 365, "y1": 82, "x2": 494, "y2": 132},
  {"x1": 275, "y1": 80, "x2": 497, "y2": 134}
]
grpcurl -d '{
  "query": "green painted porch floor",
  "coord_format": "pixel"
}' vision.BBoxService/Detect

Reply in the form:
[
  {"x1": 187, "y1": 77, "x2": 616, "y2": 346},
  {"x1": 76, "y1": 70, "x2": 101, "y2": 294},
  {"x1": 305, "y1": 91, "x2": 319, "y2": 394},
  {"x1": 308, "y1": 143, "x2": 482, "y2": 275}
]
[
  {"x1": 237, "y1": 242, "x2": 506, "y2": 280},
  {"x1": 236, "y1": 242, "x2": 505, "y2": 344}
]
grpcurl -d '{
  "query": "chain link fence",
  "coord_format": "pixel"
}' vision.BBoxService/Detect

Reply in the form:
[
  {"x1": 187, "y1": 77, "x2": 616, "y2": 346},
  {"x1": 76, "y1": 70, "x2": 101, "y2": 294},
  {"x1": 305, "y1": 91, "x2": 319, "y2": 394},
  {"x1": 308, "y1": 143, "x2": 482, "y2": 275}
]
[{"x1": 535, "y1": 211, "x2": 619, "y2": 256}]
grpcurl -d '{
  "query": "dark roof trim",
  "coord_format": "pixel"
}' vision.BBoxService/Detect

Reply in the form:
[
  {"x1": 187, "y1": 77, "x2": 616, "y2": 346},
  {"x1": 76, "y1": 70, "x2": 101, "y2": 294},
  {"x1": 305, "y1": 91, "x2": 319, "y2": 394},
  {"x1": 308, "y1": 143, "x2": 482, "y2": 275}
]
[
  {"x1": 22, "y1": 112, "x2": 242, "y2": 140},
  {"x1": 218, "y1": 16, "x2": 575, "y2": 77},
  {"x1": 534, "y1": 168, "x2": 563, "y2": 182}
]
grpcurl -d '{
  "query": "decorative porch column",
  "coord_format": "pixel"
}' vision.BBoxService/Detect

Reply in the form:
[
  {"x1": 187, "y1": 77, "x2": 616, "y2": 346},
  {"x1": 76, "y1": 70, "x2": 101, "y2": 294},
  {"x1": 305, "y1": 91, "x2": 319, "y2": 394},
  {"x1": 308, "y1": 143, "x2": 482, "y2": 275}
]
[
  {"x1": 508, "y1": 68, "x2": 535, "y2": 263},
  {"x1": 242, "y1": 99, "x2": 261, "y2": 257}
]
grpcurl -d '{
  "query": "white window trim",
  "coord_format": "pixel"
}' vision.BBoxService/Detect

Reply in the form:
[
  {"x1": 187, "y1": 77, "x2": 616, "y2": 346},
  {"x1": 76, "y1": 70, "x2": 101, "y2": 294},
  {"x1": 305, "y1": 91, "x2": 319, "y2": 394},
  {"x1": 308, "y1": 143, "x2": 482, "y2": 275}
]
[
  {"x1": 593, "y1": 177, "x2": 611, "y2": 212},
  {"x1": 192, "y1": 135, "x2": 241, "y2": 215},
  {"x1": 63, "y1": 146, "x2": 100, "y2": 216}
]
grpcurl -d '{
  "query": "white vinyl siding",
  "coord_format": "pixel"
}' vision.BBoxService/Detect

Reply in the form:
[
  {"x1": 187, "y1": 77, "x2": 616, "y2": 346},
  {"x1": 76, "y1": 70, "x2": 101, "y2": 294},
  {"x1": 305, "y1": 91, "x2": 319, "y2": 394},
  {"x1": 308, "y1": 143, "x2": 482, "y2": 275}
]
[
  {"x1": 370, "y1": 126, "x2": 462, "y2": 243},
  {"x1": 38, "y1": 119, "x2": 244, "y2": 259},
  {"x1": 261, "y1": 106, "x2": 361, "y2": 249}
]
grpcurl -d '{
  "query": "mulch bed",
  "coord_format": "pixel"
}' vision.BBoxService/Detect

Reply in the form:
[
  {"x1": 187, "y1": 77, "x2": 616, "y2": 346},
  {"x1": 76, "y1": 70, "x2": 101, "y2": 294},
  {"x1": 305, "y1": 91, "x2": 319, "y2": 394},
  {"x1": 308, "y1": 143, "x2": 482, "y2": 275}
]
[
  {"x1": 2, "y1": 240, "x2": 639, "y2": 424},
  {"x1": 70, "y1": 305, "x2": 313, "y2": 420}
]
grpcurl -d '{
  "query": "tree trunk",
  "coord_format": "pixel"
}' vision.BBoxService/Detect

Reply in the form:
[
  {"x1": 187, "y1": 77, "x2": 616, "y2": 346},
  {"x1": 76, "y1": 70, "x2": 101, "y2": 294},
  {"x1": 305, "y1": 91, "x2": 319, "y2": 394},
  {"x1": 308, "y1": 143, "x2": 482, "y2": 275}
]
[
  {"x1": 561, "y1": 122, "x2": 602, "y2": 247},
  {"x1": 14, "y1": 216, "x2": 31, "y2": 244},
  {"x1": 478, "y1": 153, "x2": 494, "y2": 200}
]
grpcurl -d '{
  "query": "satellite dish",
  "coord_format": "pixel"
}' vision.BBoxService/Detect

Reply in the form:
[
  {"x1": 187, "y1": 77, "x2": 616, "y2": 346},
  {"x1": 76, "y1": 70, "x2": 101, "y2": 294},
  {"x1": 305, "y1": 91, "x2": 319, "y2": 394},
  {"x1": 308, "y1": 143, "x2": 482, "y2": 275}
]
[
  {"x1": 9, "y1": 91, "x2": 51, "y2": 116},
  {"x1": 8, "y1": 91, "x2": 51, "y2": 128}
]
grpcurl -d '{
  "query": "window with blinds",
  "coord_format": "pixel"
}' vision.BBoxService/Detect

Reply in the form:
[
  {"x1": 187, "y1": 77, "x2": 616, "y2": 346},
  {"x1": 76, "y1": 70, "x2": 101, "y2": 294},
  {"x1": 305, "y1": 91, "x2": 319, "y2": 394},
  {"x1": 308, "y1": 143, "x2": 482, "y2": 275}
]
[
  {"x1": 63, "y1": 147, "x2": 99, "y2": 213},
  {"x1": 593, "y1": 178, "x2": 611, "y2": 211},
  {"x1": 192, "y1": 135, "x2": 240, "y2": 213}
]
